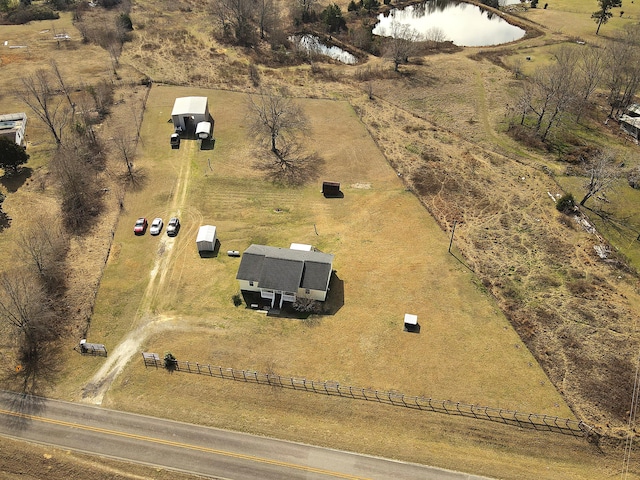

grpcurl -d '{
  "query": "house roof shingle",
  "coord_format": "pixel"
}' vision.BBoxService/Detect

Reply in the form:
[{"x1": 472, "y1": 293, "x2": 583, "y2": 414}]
[{"x1": 236, "y1": 245, "x2": 334, "y2": 293}]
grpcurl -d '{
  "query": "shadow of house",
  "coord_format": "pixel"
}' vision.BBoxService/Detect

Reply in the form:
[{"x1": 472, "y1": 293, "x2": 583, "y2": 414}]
[{"x1": 323, "y1": 271, "x2": 344, "y2": 315}]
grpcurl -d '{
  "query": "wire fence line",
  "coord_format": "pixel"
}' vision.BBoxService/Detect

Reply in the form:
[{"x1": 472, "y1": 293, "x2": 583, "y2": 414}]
[{"x1": 143, "y1": 354, "x2": 595, "y2": 438}]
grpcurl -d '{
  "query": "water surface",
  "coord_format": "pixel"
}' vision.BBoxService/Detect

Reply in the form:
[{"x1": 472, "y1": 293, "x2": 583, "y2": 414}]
[{"x1": 373, "y1": 0, "x2": 526, "y2": 47}]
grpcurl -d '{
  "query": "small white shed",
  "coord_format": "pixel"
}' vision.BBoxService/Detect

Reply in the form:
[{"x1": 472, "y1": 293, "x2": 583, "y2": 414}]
[
  {"x1": 171, "y1": 97, "x2": 210, "y2": 133},
  {"x1": 196, "y1": 225, "x2": 217, "y2": 252}
]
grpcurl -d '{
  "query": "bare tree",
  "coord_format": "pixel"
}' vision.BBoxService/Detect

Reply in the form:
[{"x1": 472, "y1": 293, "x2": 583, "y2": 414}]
[
  {"x1": 424, "y1": 26, "x2": 447, "y2": 48},
  {"x1": 247, "y1": 89, "x2": 309, "y2": 158},
  {"x1": 381, "y1": 21, "x2": 422, "y2": 72},
  {"x1": 254, "y1": 139, "x2": 323, "y2": 185},
  {"x1": 603, "y1": 26, "x2": 640, "y2": 118},
  {"x1": 577, "y1": 45, "x2": 606, "y2": 102},
  {"x1": 521, "y1": 51, "x2": 579, "y2": 141},
  {"x1": 257, "y1": 0, "x2": 277, "y2": 39},
  {"x1": 573, "y1": 45, "x2": 606, "y2": 121},
  {"x1": 579, "y1": 149, "x2": 620, "y2": 207},
  {"x1": 293, "y1": 0, "x2": 318, "y2": 23},
  {"x1": 50, "y1": 143, "x2": 103, "y2": 230},
  {"x1": 112, "y1": 133, "x2": 145, "y2": 187},
  {"x1": 18, "y1": 69, "x2": 72, "y2": 146},
  {"x1": 19, "y1": 216, "x2": 70, "y2": 297},
  {"x1": 50, "y1": 60, "x2": 75, "y2": 115},
  {"x1": 0, "y1": 270, "x2": 59, "y2": 393},
  {"x1": 212, "y1": 0, "x2": 257, "y2": 46}
]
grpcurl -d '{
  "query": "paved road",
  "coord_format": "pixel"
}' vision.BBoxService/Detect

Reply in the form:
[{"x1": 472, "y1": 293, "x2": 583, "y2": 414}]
[{"x1": 0, "y1": 390, "x2": 491, "y2": 480}]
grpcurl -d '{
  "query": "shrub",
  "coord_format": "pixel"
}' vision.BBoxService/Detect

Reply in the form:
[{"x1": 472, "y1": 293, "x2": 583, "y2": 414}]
[
  {"x1": 7, "y1": 5, "x2": 59, "y2": 23},
  {"x1": 117, "y1": 12, "x2": 133, "y2": 31},
  {"x1": 347, "y1": 0, "x2": 358, "y2": 11},
  {"x1": 232, "y1": 293, "x2": 242, "y2": 307},
  {"x1": 46, "y1": 0, "x2": 75, "y2": 10},
  {"x1": 628, "y1": 166, "x2": 640, "y2": 189},
  {"x1": 293, "y1": 298, "x2": 324, "y2": 314},
  {"x1": 164, "y1": 352, "x2": 178, "y2": 371},
  {"x1": 556, "y1": 193, "x2": 575, "y2": 214}
]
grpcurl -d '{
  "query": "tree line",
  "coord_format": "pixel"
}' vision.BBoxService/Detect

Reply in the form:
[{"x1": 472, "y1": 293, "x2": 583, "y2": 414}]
[
  {"x1": 0, "y1": 56, "x2": 144, "y2": 393},
  {"x1": 513, "y1": 23, "x2": 640, "y2": 144}
]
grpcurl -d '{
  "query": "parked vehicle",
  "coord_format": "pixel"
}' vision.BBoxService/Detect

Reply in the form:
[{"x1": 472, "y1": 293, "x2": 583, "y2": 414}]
[
  {"x1": 150, "y1": 217, "x2": 163, "y2": 235},
  {"x1": 170, "y1": 133, "x2": 180, "y2": 149},
  {"x1": 134, "y1": 217, "x2": 147, "y2": 235},
  {"x1": 166, "y1": 217, "x2": 180, "y2": 237}
]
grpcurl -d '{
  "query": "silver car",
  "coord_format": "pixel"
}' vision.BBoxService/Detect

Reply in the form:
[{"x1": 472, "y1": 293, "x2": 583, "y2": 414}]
[
  {"x1": 166, "y1": 217, "x2": 180, "y2": 237},
  {"x1": 149, "y1": 217, "x2": 163, "y2": 235}
]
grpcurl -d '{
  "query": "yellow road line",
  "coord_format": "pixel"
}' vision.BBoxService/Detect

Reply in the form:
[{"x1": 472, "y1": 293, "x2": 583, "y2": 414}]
[{"x1": 0, "y1": 408, "x2": 368, "y2": 479}]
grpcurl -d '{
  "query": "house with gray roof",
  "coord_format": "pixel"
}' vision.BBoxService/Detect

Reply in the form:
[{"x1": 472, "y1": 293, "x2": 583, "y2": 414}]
[{"x1": 236, "y1": 244, "x2": 334, "y2": 309}]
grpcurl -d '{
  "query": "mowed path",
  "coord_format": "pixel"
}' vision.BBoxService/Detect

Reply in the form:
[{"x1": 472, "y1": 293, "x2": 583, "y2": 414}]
[{"x1": 81, "y1": 140, "x2": 196, "y2": 405}]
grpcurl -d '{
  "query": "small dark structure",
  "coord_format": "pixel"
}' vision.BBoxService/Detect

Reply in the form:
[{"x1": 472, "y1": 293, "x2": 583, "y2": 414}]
[
  {"x1": 322, "y1": 181, "x2": 342, "y2": 198},
  {"x1": 75, "y1": 339, "x2": 108, "y2": 356}
]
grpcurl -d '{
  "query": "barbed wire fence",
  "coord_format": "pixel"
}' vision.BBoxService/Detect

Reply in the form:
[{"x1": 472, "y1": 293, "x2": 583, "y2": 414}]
[{"x1": 142, "y1": 353, "x2": 595, "y2": 439}]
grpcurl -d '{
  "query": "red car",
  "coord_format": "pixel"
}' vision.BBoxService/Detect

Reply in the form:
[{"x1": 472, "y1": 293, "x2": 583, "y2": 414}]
[{"x1": 134, "y1": 217, "x2": 148, "y2": 235}]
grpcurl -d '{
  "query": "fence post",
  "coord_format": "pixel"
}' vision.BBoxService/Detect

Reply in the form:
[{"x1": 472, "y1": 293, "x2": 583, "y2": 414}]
[
  {"x1": 196, "y1": 363, "x2": 201, "y2": 374},
  {"x1": 186, "y1": 361, "x2": 191, "y2": 373},
  {"x1": 362, "y1": 388, "x2": 367, "y2": 400},
  {"x1": 255, "y1": 371, "x2": 258, "y2": 382},
  {"x1": 208, "y1": 364, "x2": 212, "y2": 375}
]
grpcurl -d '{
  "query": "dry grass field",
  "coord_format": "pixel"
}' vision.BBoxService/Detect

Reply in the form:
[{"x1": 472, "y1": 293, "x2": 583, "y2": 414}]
[{"x1": 2, "y1": 0, "x2": 640, "y2": 479}]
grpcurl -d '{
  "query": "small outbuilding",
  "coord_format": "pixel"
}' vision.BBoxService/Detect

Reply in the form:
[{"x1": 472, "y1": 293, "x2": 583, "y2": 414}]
[
  {"x1": 0, "y1": 112, "x2": 27, "y2": 146},
  {"x1": 620, "y1": 103, "x2": 640, "y2": 141},
  {"x1": 171, "y1": 97, "x2": 211, "y2": 135},
  {"x1": 322, "y1": 181, "x2": 342, "y2": 198},
  {"x1": 403, "y1": 313, "x2": 419, "y2": 333},
  {"x1": 196, "y1": 225, "x2": 217, "y2": 252}
]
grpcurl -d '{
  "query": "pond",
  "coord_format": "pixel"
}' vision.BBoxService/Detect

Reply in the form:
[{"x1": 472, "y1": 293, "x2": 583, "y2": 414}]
[
  {"x1": 289, "y1": 35, "x2": 358, "y2": 64},
  {"x1": 373, "y1": 0, "x2": 526, "y2": 47}
]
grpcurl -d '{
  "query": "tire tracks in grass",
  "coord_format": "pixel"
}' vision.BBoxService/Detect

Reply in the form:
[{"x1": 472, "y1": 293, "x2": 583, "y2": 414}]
[{"x1": 82, "y1": 140, "x2": 196, "y2": 405}]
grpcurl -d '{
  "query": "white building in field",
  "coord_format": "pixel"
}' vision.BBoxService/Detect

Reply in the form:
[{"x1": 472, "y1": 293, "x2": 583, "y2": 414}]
[
  {"x1": 620, "y1": 103, "x2": 640, "y2": 141},
  {"x1": 236, "y1": 244, "x2": 334, "y2": 309},
  {"x1": 0, "y1": 112, "x2": 27, "y2": 146},
  {"x1": 171, "y1": 97, "x2": 211, "y2": 134}
]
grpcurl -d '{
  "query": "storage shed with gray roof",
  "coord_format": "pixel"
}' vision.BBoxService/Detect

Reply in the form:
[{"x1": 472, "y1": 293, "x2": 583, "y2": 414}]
[{"x1": 236, "y1": 244, "x2": 334, "y2": 308}]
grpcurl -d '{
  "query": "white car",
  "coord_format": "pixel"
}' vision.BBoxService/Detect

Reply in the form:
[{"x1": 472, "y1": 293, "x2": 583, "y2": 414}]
[{"x1": 149, "y1": 217, "x2": 163, "y2": 235}]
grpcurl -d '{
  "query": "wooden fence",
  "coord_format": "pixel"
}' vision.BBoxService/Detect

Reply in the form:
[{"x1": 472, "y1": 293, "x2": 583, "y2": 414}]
[{"x1": 142, "y1": 354, "x2": 594, "y2": 438}]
